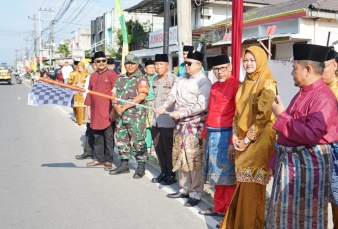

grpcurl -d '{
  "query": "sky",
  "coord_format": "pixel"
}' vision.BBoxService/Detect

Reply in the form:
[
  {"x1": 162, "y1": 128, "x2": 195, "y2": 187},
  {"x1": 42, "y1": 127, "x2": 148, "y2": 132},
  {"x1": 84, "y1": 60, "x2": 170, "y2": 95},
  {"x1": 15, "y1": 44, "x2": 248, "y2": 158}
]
[{"x1": 0, "y1": 0, "x2": 142, "y2": 66}]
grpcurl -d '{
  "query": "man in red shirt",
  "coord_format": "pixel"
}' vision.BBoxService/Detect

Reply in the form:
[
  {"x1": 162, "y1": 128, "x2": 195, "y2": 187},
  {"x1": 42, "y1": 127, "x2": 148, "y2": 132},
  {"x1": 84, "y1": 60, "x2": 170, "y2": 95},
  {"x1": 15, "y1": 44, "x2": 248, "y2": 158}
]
[
  {"x1": 85, "y1": 51, "x2": 118, "y2": 171},
  {"x1": 199, "y1": 54, "x2": 240, "y2": 218}
]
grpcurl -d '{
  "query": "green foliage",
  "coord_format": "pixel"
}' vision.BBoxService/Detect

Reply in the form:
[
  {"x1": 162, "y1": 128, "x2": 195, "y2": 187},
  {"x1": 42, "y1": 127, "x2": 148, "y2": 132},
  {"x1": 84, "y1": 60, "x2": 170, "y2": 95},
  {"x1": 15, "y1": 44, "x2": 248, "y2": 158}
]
[
  {"x1": 55, "y1": 44, "x2": 70, "y2": 57},
  {"x1": 84, "y1": 49, "x2": 91, "y2": 57},
  {"x1": 112, "y1": 19, "x2": 152, "y2": 60},
  {"x1": 199, "y1": 34, "x2": 205, "y2": 41}
]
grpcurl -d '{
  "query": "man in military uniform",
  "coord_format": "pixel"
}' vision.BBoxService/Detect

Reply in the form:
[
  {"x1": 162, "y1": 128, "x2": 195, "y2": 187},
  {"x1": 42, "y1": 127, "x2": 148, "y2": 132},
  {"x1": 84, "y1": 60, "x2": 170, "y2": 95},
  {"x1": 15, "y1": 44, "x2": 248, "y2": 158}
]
[{"x1": 110, "y1": 54, "x2": 150, "y2": 179}]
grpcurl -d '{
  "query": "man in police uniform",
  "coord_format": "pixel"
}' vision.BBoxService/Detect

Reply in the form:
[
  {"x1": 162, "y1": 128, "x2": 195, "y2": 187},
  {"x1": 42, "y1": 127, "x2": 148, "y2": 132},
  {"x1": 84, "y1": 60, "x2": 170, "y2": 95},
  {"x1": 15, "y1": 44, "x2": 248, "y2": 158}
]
[
  {"x1": 151, "y1": 54, "x2": 177, "y2": 185},
  {"x1": 110, "y1": 54, "x2": 150, "y2": 179}
]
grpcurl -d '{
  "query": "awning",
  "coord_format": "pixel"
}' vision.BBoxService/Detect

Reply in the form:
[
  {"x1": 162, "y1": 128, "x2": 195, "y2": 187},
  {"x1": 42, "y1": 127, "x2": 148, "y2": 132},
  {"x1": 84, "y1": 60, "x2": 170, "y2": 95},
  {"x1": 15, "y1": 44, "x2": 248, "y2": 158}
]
[{"x1": 211, "y1": 33, "x2": 297, "y2": 46}]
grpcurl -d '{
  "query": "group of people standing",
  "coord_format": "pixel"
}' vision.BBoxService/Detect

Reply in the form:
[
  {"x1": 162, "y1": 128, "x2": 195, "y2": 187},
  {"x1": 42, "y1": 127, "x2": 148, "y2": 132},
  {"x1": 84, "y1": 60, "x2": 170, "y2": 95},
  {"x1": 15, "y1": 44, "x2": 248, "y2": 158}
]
[{"x1": 70, "y1": 42, "x2": 338, "y2": 229}]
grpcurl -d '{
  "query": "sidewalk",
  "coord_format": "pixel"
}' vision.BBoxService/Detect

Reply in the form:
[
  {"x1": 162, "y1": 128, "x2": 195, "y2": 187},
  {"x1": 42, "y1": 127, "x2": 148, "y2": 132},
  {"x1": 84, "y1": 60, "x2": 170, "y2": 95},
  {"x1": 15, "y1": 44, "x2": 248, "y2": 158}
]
[{"x1": 147, "y1": 149, "x2": 334, "y2": 228}]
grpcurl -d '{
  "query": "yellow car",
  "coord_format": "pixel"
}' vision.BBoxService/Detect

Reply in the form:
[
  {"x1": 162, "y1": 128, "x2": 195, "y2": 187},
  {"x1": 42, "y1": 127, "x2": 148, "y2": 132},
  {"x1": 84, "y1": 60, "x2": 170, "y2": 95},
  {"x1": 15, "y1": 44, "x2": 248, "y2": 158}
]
[{"x1": 0, "y1": 64, "x2": 11, "y2": 85}]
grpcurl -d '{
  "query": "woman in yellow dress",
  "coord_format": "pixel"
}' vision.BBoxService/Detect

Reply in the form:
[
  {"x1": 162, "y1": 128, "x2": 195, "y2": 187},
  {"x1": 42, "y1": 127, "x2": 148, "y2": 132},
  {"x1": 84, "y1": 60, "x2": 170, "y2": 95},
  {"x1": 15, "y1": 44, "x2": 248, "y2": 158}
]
[
  {"x1": 68, "y1": 61, "x2": 88, "y2": 125},
  {"x1": 220, "y1": 46, "x2": 277, "y2": 229}
]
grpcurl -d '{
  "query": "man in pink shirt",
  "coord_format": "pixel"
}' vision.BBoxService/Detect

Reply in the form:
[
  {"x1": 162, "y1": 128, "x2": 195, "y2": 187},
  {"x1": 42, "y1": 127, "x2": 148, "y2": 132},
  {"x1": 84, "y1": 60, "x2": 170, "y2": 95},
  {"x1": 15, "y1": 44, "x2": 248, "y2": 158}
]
[{"x1": 267, "y1": 44, "x2": 338, "y2": 229}]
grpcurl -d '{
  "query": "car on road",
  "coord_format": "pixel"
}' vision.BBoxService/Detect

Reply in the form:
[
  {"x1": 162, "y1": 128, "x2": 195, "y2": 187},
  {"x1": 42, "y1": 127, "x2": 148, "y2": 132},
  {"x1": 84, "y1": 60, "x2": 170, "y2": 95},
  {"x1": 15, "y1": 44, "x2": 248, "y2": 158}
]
[{"x1": 0, "y1": 63, "x2": 12, "y2": 84}]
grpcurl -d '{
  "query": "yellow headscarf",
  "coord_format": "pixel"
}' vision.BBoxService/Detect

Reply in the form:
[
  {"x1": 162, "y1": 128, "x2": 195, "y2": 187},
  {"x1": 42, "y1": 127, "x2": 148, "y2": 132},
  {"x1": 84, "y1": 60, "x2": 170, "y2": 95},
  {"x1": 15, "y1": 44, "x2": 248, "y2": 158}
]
[
  {"x1": 236, "y1": 46, "x2": 276, "y2": 133},
  {"x1": 77, "y1": 61, "x2": 88, "y2": 77}
]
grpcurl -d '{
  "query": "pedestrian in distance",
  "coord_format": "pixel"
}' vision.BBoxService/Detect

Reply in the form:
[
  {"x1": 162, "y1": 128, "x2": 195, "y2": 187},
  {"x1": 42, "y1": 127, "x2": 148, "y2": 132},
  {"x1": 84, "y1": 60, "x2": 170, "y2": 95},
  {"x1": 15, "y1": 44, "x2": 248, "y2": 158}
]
[
  {"x1": 157, "y1": 50, "x2": 211, "y2": 207},
  {"x1": 143, "y1": 59, "x2": 156, "y2": 155},
  {"x1": 150, "y1": 54, "x2": 177, "y2": 185},
  {"x1": 61, "y1": 61, "x2": 73, "y2": 84},
  {"x1": 110, "y1": 54, "x2": 149, "y2": 179},
  {"x1": 68, "y1": 61, "x2": 88, "y2": 126},
  {"x1": 85, "y1": 51, "x2": 118, "y2": 171},
  {"x1": 266, "y1": 44, "x2": 338, "y2": 229},
  {"x1": 199, "y1": 54, "x2": 240, "y2": 219}
]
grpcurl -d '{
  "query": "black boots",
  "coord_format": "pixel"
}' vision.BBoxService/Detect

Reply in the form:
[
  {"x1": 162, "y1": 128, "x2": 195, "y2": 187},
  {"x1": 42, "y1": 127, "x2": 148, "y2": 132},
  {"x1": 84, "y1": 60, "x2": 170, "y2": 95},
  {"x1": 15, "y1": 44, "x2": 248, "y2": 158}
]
[
  {"x1": 160, "y1": 172, "x2": 177, "y2": 185},
  {"x1": 133, "y1": 162, "x2": 146, "y2": 179},
  {"x1": 151, "y1": 168, "x2": 167, "y2": 183},
  {"x1": 109, "y1": 159, "x2": 130, "y2": 175}
]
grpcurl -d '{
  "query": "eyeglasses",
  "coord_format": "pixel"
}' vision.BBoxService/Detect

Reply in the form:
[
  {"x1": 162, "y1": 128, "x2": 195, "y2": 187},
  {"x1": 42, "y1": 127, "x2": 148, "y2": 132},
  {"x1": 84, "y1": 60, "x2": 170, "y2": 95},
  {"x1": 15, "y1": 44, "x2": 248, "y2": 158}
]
[
  {"x1": 212, "y1": 65, "x2": 229, "y2": 73},
  {"x1": 324, "y1": 60, "x2": 335, "y2": 68},
  {"x1": 95, "y1": 59, "x2": 107, "y2": 63},
  {"x1": 184, "y1": 61, "x2": 196, "y2": 66}
]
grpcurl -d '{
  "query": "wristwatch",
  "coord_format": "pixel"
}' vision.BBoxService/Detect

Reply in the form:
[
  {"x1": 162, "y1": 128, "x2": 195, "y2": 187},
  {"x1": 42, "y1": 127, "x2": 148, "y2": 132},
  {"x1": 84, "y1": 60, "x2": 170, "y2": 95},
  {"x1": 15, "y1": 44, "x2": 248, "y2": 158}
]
[{"x1": 243, "y1": 137, "x2": 250, "y2": 145}]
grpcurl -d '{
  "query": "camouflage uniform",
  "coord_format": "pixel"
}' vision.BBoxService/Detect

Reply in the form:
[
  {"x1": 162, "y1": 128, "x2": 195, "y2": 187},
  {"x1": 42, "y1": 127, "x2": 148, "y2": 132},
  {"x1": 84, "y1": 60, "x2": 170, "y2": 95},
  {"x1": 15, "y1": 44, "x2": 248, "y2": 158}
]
[{"x1": 114, "y1": 70, "x2": 149, "y2": 162}]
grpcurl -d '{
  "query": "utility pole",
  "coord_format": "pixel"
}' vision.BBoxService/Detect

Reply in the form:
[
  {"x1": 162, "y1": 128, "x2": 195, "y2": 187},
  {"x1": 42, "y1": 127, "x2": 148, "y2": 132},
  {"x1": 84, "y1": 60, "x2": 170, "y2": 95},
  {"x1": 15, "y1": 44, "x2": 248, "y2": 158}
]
[
  {"x1": 38, "y1": 8, "x2": 54, "y2": 69},
  {"x1": 24, "y1": 37, "x2": 32, "y2": 59},
  {"x1": 177, "y1": 1, "x2": 192, "y2": 64},
  {"x1": 163, "y1": 0, "x2": 170, "y2": 54},
  {"x1": 28, "y1": 14, "x2": 39, "y2": 55},
  {"x1": 15, "y1": 50, "x2": 19, "y2": 70}
]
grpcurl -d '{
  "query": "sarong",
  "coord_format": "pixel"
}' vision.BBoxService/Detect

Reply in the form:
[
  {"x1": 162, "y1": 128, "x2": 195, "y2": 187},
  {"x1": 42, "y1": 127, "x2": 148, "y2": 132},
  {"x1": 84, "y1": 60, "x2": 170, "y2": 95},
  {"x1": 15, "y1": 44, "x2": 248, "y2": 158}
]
[
  {"x1": 266, "y1": 143, "x2": 331, "y2": 229},
  {"x1": 202, "y1": 126, "x2": 236, "y2": 185},
  {"x1": 172, "y1": 113, "x2": 206, "y2": 172},
  {"x1": 331, "y1": 142, "x2": 338, "y2": 204}
]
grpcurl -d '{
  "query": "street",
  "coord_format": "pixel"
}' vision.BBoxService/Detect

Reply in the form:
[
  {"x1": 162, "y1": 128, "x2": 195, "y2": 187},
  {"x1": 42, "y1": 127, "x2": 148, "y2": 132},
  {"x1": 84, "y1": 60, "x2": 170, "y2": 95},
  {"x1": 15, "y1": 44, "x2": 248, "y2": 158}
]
[{"x1": 0, "y1": 80, "x2": 220, "y2": 229}]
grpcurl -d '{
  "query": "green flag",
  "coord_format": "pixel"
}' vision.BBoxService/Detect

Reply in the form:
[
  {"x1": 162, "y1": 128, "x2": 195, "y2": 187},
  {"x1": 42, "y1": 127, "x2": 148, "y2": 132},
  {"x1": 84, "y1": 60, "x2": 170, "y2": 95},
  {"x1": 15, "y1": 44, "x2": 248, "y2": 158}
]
[{"x1": 115, "y1": 0, "x2": 129, "y2": 74}]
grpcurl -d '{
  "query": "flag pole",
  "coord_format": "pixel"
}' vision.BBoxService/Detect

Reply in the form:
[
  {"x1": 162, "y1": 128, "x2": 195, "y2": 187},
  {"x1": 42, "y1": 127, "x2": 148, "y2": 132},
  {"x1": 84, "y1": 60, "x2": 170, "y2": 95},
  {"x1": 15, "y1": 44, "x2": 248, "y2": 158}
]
[{"x1": 37, "y1": 77, "x2": 171, "y2": 114}]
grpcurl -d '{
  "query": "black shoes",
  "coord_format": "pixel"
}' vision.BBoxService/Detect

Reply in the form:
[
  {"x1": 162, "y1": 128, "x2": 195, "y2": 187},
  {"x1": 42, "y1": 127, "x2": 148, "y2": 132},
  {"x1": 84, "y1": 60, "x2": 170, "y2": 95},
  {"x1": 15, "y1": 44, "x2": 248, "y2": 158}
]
[
  {"x1": 160, "y1": 172, "x2": 177, "y2": 185},
  {"x1": 166, "y1": 191, "x2": 189, "y2": 199},
  {"x1": 75, "y1": 153, "x2": 92, "y2": 160},
  {"x1": 109, "y1": 160, "x2": 130, "y2": 175},
  {"x1": 151, "y1": 168, "x2": 167, "y2": 183},
  {"x1": 184, "y1": 197, "x2": 201, "y2": 207},
  {"x1": 133, "y1": 162, "x2": 146, "y2": 179}
]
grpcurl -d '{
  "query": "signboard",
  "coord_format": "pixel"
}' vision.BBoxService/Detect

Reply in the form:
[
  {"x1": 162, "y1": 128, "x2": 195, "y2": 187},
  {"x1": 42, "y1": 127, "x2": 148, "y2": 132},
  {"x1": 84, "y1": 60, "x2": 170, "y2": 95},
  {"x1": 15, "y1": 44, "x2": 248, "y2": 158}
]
[{"x1": 149, "y1": 26, "x2": 178, "y2": 48}]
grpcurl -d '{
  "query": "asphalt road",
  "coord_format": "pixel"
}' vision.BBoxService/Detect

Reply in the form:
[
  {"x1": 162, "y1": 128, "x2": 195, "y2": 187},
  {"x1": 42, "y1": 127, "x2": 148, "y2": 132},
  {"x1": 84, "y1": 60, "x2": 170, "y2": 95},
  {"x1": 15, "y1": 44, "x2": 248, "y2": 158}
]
[{"x1": 0, "y1": 79, "x2": 220, "y2": 229}]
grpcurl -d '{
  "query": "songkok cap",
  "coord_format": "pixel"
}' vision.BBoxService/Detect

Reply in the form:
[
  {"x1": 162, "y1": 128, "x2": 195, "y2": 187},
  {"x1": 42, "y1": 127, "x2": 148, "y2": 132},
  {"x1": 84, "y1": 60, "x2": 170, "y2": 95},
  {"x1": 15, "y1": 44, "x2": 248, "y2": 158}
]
[
  {"x1": 107, "y1": 58, "x2": 115, "y2": 65},
  {"x1": 93, "y1": 51, "x2": 106, "y2": 60},
  {"x1": 154, "y1": 54, "x2": 169, "y2": 63},
  {"x1": 183, "y1": 45, "x2": 194, "y2": 52},
  {"x1": 326, "y1": 47, "x2": 338, "y2": 61},
  {"x1": 125, "y1": 53, "x2": 138, "y2": 63},
  {"x1": 73, "y1": 60, "x2": 80, "y2": 65},
  {"x1": 293, "y1": 44, "x2": 330, "y2": 62},
  {"x1": 211, "y1": 54, "x2": 230, "y2": 67},
  {"x1": 144, "y1": 59, "x2": 155, "y2": 66},
  {"x1": 187, "y1": 50, "x2": 204, "y2": 63}
]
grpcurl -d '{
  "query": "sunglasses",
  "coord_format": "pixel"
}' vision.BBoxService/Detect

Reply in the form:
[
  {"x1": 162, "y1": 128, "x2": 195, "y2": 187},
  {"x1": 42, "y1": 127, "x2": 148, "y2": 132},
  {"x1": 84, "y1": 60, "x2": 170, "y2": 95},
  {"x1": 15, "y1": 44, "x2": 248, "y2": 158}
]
[
  {"x1": 95, "y1": 59, "x2": 107, "y2": 63},
  {"x1": 184, "y1": 61, "x2": 195, "y2": 66}
]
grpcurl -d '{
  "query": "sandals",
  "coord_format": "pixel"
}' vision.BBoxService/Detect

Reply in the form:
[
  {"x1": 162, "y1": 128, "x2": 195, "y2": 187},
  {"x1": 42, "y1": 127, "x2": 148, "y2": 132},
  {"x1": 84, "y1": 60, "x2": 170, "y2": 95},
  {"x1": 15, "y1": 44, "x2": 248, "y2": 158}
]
[{"x1": 198, "y1": 207, "x2": 225, "y2": 217}]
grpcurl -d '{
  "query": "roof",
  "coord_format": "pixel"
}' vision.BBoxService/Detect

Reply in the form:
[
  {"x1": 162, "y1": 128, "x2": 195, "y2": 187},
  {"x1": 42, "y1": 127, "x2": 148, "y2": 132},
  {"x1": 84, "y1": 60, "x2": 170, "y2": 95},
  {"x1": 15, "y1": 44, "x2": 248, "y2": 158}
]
[
  {"x1": 125, "y1": 0, "x2": 209, "y2": 14},
  {"x1": 214, "y1": 0, "x2": 338, "y2": 26},
  {"x1": 125, "y1": 0, "x2": 290, "y2": 14}
]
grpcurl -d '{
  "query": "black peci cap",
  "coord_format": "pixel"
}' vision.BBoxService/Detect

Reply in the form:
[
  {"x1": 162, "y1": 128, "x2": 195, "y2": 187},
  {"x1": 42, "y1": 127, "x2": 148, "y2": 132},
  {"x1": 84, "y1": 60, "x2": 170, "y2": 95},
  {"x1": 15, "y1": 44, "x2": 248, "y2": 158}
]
[
  {"x1": 154, "y1": 54, "x2": 169, "y2": 63},
  {"x1": 293, "y1": 44, "x2": 330, "y2": 63},
  {"x1": 211, "y1": 54, "x2": 230, "y2": 67},
  {"x1": 186, "y1": 50, "x2": 204, "y2": 63}
]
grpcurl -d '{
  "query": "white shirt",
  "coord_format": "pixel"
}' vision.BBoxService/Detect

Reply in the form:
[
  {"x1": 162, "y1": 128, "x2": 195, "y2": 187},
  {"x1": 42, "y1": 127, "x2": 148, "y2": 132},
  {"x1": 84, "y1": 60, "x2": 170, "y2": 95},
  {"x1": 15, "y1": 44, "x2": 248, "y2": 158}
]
[{"x1": 61, "y1": 65, "x2": 73, "y2": 79}]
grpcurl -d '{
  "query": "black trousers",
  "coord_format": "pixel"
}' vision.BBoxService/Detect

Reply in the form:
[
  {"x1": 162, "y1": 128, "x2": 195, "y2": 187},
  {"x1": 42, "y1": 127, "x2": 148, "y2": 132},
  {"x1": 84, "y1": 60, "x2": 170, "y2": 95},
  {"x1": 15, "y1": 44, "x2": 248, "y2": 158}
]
[
  {"x1": 84, "y1": 122, "x2": 94, "y2": 157},
  {"x1": 92, "y1": 122, "x2": 115, "y2": 163},
  {"x1": 151, "y1": 126, "x2": 174, "y2": 172}
]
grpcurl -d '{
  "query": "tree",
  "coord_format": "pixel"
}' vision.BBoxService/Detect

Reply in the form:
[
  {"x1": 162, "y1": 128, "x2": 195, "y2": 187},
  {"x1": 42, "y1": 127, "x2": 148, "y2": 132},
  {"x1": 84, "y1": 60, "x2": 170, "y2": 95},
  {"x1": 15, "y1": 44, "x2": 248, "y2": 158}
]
[
  {"x1": 109, "y1": 20, "x2": 151, "y2": 60},
  {"x1": 56, "y1": 44, "x2": 70, "y2": 57}
]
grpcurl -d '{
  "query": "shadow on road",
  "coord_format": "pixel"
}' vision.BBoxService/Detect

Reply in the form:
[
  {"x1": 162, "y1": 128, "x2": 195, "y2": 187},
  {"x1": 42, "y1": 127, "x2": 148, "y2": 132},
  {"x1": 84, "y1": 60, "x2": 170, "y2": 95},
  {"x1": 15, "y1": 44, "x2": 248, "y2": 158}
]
[{"x1": 41, "y1": 162, "x2": 102, "y2": 168}]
